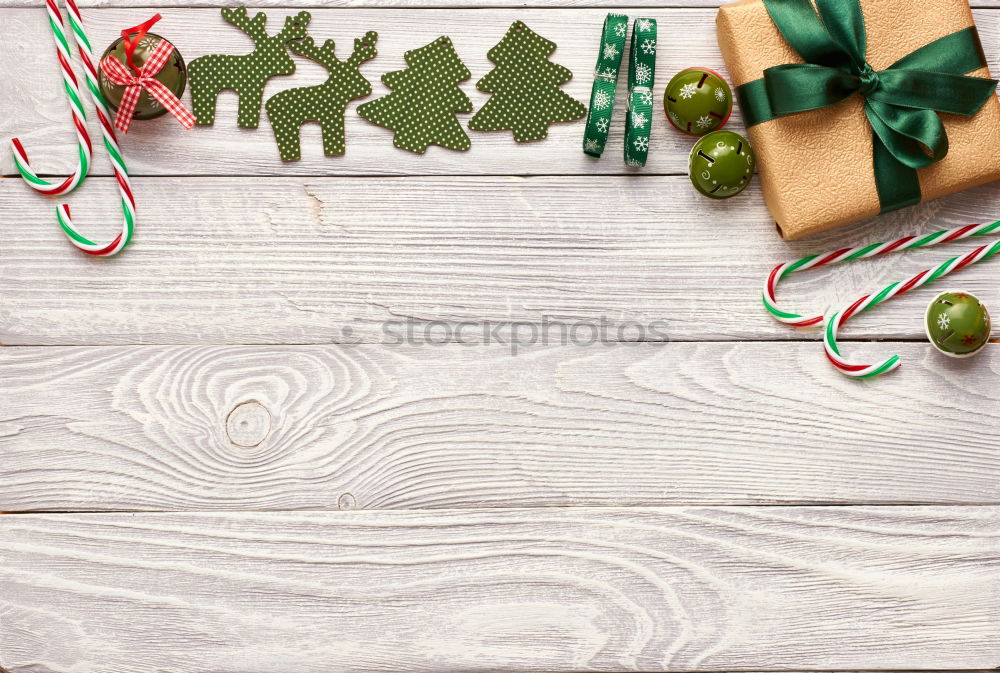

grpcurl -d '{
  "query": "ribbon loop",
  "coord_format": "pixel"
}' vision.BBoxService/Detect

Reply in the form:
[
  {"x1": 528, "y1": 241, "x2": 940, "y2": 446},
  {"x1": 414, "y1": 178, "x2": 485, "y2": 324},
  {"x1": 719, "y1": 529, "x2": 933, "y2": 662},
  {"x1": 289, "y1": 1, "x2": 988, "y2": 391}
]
[
  {"x1": 869, "y1": 68, "x2": 997, "y2": 114},
  {"x1": 762, "y1": 0, "x2": 852, "y2": 69},
  {"x1": 764, "y1": 62, "x2": 858, "y2": 115},
  {"x1": 814, "y1": 0, "x2": 867, "y2": 68}
]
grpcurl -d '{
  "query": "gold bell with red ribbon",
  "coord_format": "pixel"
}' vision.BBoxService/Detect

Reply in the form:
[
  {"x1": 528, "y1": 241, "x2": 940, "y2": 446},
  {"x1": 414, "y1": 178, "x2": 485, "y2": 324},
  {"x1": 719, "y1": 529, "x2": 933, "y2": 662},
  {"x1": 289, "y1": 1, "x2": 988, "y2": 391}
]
[{"x1": 97, "y1": 14, "x2": 187, "y2": 123}]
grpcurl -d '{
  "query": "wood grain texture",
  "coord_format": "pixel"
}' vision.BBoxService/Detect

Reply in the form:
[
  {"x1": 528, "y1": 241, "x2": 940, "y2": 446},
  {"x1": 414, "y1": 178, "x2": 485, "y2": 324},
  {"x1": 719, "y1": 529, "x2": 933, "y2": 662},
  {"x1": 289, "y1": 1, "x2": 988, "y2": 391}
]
[
  {"x1": 3, "y1": 175, "x2": 1000, "y2": 345},
  {"x1": 1, "y1": 7, "x2": 998, "y2": 177},
  {"x1": 2, "y1": 342, "x2": 998, "y2": 512},
  {"x1": 2, "y1": 507, "x2": 998, "y2": 672}
]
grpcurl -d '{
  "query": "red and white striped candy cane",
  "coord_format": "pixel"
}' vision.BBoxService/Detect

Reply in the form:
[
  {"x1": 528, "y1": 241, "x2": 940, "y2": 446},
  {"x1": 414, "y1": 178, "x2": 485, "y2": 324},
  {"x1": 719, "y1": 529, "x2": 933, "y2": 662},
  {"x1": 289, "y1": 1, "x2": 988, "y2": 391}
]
[
  {"x1": 60, "y1": 0, "x2": 135, "y2": 255},
  {"x1": 763, "y1": 221, "x2": 1000, "y2": 378},
  {"x1": 10, "y1": 0, "x2": 92, "y2": 195},
  {"x1": 11, "y1": 0, "x2": 136, "y2": 256}
]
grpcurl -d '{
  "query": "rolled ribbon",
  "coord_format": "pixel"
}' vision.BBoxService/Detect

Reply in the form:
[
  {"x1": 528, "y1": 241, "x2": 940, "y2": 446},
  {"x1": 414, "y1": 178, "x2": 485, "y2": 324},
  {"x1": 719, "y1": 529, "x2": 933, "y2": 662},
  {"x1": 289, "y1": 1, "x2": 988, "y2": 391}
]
[
  {"x1": 737, "y1": 0, "x2": 998, "y2": 213},
  {"x1": 101, "y1": 38, "x2": 195, "y2": 134},
  {"x1": 763, "y1": 220, "x2": 1000, "y2": 377},
  {"x1": 623, "y1": 18, "x2": 656, "y2": 167},
  {"x1": 582, "y1": 13, "x2": 627, "y2": 158}
]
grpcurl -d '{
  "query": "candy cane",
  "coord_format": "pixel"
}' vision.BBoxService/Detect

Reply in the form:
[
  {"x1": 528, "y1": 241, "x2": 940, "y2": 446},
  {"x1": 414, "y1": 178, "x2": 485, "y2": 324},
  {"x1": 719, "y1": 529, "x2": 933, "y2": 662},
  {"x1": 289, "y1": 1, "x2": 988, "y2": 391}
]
[
  {"x1": 60, "y1": 0, "x2": 135, "y2": 255},
  {"x1": 9, "y1": 0, "x2": 93, "y2": 195},
  {"x1": 764, "y1": 221, "x2": 1000, "y2": 326},
  {"x1": 11, "y1": 0, "x2": 136, "y2": 255},
  {"x1": 824, "y1": 238, "x2": 1000, "y2": 377},
  {"x1": 763, "y1": 220, "x2": 1000, "y2": 378}
]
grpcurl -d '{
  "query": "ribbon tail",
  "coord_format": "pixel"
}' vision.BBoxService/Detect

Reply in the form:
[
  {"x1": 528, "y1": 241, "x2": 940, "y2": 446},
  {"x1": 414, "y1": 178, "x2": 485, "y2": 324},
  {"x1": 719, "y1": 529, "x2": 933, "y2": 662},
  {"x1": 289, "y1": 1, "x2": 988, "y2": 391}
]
[
  {"x1": 142, "y1": 79, "x2": 195, "y2": 130},
  {"x1": 872, "y1": 131, "x2": 921, "y2": 214},
  {"x1": 866, "y1": 100, "x2": 947, "y2": 169},
  {"x1": 114, "y1": 86, "x2": 141, "y2": 134}
]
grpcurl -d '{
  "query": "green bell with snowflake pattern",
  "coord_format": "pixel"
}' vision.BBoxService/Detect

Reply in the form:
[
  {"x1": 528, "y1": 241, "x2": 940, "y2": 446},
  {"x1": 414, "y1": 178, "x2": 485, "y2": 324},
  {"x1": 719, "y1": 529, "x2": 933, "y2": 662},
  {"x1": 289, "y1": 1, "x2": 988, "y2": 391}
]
[
  {"x1": 925, "y1": 291, "x2": 991, "y2": 357},
  {"x1": 98, "y1": 32, "x2": 187, "y2": 121},
  {"x1": 688, "y1": 130, "x2": 754, "y2": 199},
  {"x1": 663, "y1": 67, "x2": 732, "y2": 136}
]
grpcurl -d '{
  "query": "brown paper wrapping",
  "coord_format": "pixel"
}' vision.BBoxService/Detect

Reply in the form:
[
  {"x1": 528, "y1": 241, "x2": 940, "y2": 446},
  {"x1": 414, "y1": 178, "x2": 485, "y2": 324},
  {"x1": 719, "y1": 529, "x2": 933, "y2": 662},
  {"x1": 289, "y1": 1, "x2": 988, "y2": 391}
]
[{"x1": 716, "y1": 0, "x2": 1000, "y2": 240}]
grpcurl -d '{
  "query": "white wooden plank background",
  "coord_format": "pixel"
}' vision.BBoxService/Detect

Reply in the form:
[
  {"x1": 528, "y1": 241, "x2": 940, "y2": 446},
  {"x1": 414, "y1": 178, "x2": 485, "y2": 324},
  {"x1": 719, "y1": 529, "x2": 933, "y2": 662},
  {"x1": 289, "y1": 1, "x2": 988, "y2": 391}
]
[
  {"x1": 4, "y1": 176, "x2": 1000, "y2": 345},
  {"x1": 2, "y1": 507, "x2": 999, "y2": 672},
  {"x1": 1, "y1": 343, "x2": 999, "y2": 512},
  {"x1": 2, "y1": 0, "x2": 999, "y2": 671},
  {"x1": 1, "y1": 7, "x2": 998, "y2": 177}
]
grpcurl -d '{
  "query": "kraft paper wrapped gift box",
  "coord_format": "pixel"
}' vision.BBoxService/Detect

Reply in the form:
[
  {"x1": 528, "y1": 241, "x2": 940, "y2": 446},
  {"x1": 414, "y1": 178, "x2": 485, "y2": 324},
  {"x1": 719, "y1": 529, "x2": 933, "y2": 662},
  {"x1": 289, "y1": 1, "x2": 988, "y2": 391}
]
[{"x1": 716, "y1": 0, "x2": 1000, "y2": 240}]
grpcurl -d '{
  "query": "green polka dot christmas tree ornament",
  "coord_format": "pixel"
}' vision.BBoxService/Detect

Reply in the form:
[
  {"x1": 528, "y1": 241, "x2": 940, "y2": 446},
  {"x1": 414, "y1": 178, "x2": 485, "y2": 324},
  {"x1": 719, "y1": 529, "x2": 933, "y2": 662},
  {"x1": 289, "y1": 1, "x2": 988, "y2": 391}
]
[
  {"x1": 469, "y1": 21, "x2": 587, "y2": 142},
  {"x1": 664, "y1": 67, "x2": 732, "y2": 136},
  {"x1": 265, "y1": 31, "x2": 378, "y2": 161},
  {"x1": 358, "y1": 36, "x2": 473, "y2": 154},
  {"x1": 188, "y1": 6, "x2": 311, "y2": 128},
  {"x1": 689, "y1": 130, "x2": 754, "y2": 199},
  {"x1": 925, "y1": 291, "x2": 991, "y2": 357}
]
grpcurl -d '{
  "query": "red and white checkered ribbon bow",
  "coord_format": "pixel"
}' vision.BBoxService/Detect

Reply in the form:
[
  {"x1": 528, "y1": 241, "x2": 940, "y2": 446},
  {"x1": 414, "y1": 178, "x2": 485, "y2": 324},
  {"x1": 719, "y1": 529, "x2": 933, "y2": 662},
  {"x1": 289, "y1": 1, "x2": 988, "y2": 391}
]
[{"x1": 100, "y1": 40, "x2": 194, "y2": 133}]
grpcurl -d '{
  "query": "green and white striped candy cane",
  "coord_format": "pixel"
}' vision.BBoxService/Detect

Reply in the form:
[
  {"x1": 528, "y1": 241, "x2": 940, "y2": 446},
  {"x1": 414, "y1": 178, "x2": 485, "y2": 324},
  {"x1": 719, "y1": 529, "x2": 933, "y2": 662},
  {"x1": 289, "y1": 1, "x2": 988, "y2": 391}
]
[
  {"x1": 12, "y1": 0, "x2": 136, "y2": 256},
  {"x1": 10, "y1": 0, "x2": 93, "y2": 196},
  {"x1": 623, "y1": 17, "x2": 655, "y2": 167},
  {"x1": 764, "y1": 220, "x2": 1000, "y2": 377},
  {"x1": 582, "y1": 13, "x2": 627, "y2": 158}
]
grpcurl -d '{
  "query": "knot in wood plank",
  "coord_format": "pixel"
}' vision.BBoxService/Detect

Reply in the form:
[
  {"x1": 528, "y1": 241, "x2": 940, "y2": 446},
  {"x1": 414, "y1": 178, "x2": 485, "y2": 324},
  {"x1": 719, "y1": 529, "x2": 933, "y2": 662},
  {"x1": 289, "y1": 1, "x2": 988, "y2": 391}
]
[{"x1": 225, "y1": 400, "x2": 271, "y2": 448}]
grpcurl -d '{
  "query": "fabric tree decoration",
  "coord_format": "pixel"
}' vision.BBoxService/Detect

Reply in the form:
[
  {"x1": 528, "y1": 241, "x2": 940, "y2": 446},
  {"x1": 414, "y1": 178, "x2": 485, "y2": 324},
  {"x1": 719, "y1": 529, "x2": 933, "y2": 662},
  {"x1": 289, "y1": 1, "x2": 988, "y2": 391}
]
[
  {"x1": 188, "y1": 6, "x2": 311, "y2": 128},
  {"x1": 265, "y1": 31, "x2": 379, "y2": 161},
  {"x1": 358, "y1": 36, "x2": 473, "y2": 153},
  {"x1": 469, "y1": 21, "x2": 586, "y2": 142}
]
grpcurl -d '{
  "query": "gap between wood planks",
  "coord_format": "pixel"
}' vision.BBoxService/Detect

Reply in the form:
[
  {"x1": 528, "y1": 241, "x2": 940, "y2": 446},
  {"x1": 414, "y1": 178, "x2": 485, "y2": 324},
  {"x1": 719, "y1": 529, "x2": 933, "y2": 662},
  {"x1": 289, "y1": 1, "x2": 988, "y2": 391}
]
[
  {"x1": 4, "y1": 501, "x2": 1000, "y2": 514},
  {"x1": 5, "y1": 339, "x2": 995, "y2": 346}
]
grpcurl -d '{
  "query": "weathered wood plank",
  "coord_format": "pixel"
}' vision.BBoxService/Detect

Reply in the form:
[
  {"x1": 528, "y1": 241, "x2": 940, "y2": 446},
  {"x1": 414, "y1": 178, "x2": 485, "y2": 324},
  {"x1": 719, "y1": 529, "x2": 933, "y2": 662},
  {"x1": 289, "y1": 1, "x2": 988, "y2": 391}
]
[
  {"x1": 2, "y1": 507, "x2": 998, "y2": 672},
  {"x1": 3, "y1": 175, "x2": 1000, "y2": 345},
  {"x1": 1, "y1": 7, "x2": 998, "y2": 177},
  {"x1": 2, "y1": 342, "x2": 998, "y2": 512}
]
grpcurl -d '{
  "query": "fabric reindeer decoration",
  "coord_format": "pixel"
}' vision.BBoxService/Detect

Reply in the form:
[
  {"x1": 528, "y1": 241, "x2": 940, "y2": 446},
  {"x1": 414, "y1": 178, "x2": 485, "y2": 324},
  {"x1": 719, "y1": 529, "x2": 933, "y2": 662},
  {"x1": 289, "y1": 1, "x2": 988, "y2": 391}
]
[
  {"x1": 265, "y1": 31, "x2": 379, "y2": 161},
  {"x1": 189, "y1": 6, "x2": 311, "y2": 128}
]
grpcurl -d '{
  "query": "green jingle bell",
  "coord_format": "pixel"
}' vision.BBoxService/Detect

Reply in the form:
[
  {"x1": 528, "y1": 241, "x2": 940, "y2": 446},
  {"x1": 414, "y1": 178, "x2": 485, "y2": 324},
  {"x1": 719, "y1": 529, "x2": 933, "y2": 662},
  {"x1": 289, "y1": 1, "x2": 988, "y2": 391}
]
[
  {"x1": 689, "y1": 130, "x2": 754, "y2": 199},
  {"x1": 98, "y1": 32, "x2": 187, "y2": 121},
  {"x1": 925, "y1": 291, "x2": 991, "y2": 357},
  {"x1": 663, "y1": 67, "x2": 732, "y2": 136}
]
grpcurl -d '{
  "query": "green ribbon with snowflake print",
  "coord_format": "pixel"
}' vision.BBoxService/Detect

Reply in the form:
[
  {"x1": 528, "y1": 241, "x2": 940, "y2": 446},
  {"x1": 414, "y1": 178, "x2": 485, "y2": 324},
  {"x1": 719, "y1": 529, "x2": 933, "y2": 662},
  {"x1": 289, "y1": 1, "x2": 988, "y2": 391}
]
[
  {"x1": 624, "y1": 18, "x2": 656, "y2": 166},
  {"x1": 583, "y1": 13, "x2": 628, "y2": 157}
]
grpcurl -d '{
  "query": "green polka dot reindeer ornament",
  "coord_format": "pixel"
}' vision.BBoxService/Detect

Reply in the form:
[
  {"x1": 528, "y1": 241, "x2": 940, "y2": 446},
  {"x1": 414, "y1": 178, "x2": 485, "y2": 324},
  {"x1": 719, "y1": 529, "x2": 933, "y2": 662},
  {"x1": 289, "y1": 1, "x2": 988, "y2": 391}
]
[
  {"x1": 266, "y1": 31, "x2": 379, "y2": 161},
  {"x1": 188, "y1": 6, "x2": 311, "y2": 128}
]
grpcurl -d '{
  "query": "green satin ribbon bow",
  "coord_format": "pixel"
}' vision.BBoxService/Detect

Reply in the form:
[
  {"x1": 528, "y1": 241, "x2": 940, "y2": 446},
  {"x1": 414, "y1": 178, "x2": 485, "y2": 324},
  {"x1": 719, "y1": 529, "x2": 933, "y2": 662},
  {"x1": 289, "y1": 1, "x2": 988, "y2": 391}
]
[{"x1": 736, "y1": 0, "x2": 998, "y2": 213}]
